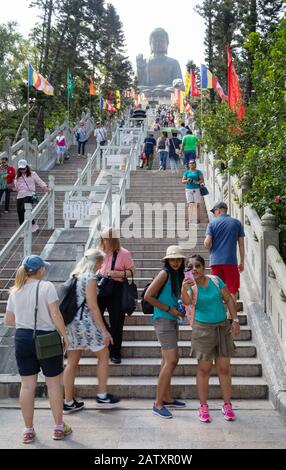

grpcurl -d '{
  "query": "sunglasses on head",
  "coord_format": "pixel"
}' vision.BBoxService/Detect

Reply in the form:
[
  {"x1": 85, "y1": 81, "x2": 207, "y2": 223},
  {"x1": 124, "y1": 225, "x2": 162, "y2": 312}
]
[{"x1": 187, "y1": 263, "x2": 202, "y2": 270}]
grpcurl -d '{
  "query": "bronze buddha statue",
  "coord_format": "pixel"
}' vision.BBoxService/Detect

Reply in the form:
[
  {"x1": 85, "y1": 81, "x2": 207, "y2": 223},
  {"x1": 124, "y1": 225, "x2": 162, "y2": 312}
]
[{"x1": 136, "y1": 28, "x2": 183, "y2": 88}]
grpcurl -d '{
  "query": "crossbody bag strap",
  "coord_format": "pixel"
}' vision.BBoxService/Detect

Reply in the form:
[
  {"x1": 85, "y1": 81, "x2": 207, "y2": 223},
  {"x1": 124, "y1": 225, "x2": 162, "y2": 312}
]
[
  {"x1": 111, "y1": 251, "x2": 119, "y2": 270},
  {"x1": 22, "y1": 175, "x2": 32, "y2": 192},
  {"x1": 33, "y1": 281, "x2": 41, "y2": 339}
]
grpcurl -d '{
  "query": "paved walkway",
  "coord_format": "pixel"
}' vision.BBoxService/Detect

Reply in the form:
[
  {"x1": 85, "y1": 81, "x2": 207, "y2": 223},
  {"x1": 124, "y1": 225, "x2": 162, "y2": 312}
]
[{"x1": 0, "y1": 399, "x2": 285, "y2": 449}]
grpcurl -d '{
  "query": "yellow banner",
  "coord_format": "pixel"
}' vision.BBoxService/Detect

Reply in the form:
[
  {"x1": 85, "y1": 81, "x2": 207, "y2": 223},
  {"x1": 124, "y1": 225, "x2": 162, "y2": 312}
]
[{"x1": 185, "y1": 72, "x2": 191, "y2": 95}]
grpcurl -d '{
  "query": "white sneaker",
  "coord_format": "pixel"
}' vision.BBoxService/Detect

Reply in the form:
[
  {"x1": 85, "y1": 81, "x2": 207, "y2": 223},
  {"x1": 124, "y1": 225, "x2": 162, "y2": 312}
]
[{"x1": 31, "y1": 224, "x2": 39, "y2": 233}]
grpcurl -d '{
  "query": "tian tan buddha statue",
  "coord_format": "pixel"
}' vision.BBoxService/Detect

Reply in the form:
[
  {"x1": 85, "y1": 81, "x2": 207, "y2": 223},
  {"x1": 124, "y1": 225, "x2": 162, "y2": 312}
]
[{"x1": 136, "y1": 28, "x2": 183, "y2": 88}]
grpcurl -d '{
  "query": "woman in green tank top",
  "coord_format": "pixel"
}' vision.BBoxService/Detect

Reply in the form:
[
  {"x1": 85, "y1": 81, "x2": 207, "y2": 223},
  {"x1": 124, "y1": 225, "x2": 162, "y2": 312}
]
[{"x1": 144, "y1": 246, "x2": 186, "y2": 419}]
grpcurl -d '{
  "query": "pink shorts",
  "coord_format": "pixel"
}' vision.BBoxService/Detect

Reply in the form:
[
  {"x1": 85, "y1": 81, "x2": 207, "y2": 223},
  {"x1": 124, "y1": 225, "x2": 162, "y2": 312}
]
[{"x1": 211, "y1": 265, "x2": 240, "y2": 294}]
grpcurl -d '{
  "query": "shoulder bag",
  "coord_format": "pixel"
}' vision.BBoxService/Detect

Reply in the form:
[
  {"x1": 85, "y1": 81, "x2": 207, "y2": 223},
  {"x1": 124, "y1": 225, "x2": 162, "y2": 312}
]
[
  {"x1": 121, "y1": 270, "x2": 138, "y2": 316},
  {"x1": 97, "y1": 251, "x2": 118, "y2": 297},
  {"x1": 171, "y1": 138, "x2": 181, "y2": 156},
  {"x1": 22, "y1": 176, "x2": 39, "y2": 204},
  {"x1": 33, "y1": 281, "x2": 63, "y2": 360}
]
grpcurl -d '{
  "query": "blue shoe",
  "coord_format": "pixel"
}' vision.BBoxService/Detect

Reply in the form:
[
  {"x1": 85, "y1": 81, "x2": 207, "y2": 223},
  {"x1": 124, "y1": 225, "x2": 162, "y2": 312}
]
[
  {"x1": 152, "y1": 405, "x2": 173, "y2": 419},
  {"x1": 163, "y1": 399, "x2": 186, "y2": 409}
]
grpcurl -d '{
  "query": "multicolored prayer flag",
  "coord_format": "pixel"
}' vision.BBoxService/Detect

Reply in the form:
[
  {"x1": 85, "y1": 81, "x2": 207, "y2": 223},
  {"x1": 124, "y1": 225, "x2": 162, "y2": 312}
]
[
  {"x1": 99, "y1": 96, "x2": 105, "y2": 111},
  {"x1": 28, "y1": 64, "x2": 54, "y2": 96},
  {"x1": 201, "y1": 64, "x2": 227, "y2": 101}
]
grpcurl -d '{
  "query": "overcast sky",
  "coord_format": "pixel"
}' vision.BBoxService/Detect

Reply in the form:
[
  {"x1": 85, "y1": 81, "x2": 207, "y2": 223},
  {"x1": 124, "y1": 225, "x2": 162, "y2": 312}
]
[{"x1": 2, "y1": 0, "x2": 205, "y2": 73}]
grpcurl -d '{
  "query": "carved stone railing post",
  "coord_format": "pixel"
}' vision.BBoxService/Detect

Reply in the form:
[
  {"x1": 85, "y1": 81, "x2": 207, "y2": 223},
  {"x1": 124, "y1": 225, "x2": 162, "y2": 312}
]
[
  {"x1": 3, "y1": 137, "x2": 11, "y2": 160},
  {"x1": 32, "y1": 138, "x2": 38, "y2": 169},
  {"x1": 22, "y1": 129, "x2": 29, "y2": 160},
  {"x1": 261, "y1": 208, "x2": 279, "y2": 310}
]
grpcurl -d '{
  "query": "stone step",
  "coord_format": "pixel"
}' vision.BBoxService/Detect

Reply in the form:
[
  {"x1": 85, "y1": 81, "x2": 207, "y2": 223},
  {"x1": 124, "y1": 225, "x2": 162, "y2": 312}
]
[
  {"x1": 120, "y1": 325, "x2": 251, "y2": 342},
  {"x1": 73, "y1": 376, "x2": 268, "y2": 399},
  {"x1": 76, "y1": 357, "x2": 262, "y2": 378},
  {"x1": 0, "y1": 374, "x2": 268, "y2": 399},
  {"x1": 123, "y1": 310, "x2": 246, "y2": 325},
  {"x1": 81, "y1": 341, "x2": 257, "y2": 358}
]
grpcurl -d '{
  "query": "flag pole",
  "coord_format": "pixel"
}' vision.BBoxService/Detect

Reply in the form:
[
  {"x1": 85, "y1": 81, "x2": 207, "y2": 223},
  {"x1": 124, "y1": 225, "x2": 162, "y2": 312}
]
[
  {"x1": 200, "y1": 75, "x2": 203, "y2": 132},
  {"x1": 67, "y1": 69, "x2": 70, "y2": 125},
  {"x1": 27, "y1": 64, "x2": 30, "y2": 138}
]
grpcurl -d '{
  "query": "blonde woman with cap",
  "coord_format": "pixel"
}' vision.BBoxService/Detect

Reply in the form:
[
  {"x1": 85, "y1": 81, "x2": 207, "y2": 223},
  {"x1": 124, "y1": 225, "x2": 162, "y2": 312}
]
[
  {"x1": 63, "y1": 248, "x2": 120, "y2": 413},
  {"x1": 4, "y1": 255, "x2": 71, "y2": 443},
  {"x1": 97, "y1": 228, "x2": 135, "y2": 365},
  {"x1": 144, "y1": 245, "x2": 186, "y2": 419}
]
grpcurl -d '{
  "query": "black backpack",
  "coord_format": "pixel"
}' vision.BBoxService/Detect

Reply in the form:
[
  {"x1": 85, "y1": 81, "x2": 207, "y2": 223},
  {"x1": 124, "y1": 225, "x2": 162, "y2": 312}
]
[
  {"x1": 158, "y1": 138, "x2": 166, "y2": 150},
  {"x1": 59, "y1": 276, "x2": 86, "y2": 325},
  {"x1": 141, "y1": 271, "x2": 169, "y2": 315}
]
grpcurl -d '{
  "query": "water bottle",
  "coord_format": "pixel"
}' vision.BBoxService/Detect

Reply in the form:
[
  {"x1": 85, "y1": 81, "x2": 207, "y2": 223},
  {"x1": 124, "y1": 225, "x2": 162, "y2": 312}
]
[{"x1": 177, "y1": 300, "x2": 186, "y2": 325}]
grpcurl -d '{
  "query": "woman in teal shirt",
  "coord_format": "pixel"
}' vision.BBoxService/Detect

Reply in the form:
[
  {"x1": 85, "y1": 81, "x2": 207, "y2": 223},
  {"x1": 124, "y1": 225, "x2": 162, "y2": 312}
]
[
  {"x1": 144, "y1": 245, "x2": 186, "y2": 419},
  {"x1": 181, "y1": 255, "x2": 240, "y2": 424}
]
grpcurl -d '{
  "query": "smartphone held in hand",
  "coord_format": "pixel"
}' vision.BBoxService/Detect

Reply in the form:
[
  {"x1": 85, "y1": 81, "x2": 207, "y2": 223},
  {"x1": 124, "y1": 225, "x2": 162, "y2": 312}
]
[{"x1": 184, "y1": 270, "x2": 195, "y2": 282}]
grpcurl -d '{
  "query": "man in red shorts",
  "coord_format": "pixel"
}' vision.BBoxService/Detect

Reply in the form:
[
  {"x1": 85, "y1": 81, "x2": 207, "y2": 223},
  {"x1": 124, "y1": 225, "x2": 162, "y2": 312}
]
[{"x1": 204, "y1": 202, "x2": 245, "y2": 307}]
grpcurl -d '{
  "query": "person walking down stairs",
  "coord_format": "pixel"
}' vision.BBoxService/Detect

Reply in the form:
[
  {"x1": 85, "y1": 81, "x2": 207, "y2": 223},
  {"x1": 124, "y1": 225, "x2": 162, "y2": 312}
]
[
  {"x1": 14, "y1": 160, "x2": 49, "y2": 233},
  {"x1": 54, "y1": 130, "x2": 66, "y2": 165},
  {"x1": 181, "y1": 254, "x2": 240, "y2": 424},
  {"x1": 76, "y1": 121, "x2": 88, "y2": 157},
  {"x1": 0, "y1": 156, "x2": 16, "y2": 214},
  {"x1": 144, "y1": 246, "x2": 187, "y2": 419}
]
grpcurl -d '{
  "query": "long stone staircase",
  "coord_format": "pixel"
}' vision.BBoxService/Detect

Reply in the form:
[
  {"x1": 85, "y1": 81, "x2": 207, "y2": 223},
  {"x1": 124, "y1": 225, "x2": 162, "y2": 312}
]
[
  {"x1": 73, "y1": 160, "x2": 269, "y2": 400},
  {"x1": 0, "y1": 138, "x2": 98, "y2": 316}
]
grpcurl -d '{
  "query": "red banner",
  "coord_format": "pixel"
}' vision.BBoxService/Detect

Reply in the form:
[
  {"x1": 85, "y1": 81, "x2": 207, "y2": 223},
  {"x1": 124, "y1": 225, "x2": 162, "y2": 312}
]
[{"x1": 227, "y1": 46, "x2": 245, "y2": 120}]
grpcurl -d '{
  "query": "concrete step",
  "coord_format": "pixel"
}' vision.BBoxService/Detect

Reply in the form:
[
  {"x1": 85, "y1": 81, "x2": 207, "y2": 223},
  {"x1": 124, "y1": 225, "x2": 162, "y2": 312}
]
[
  {"x1": 82, "y1": 341, "x2": 257, "y2": 358},
  {"x1": 0, "y1": 374, "x2": 268, "y2": 399},
  {"x1": 72, "y1": 376, "x2": 268, "y2": 399},
  {"x1": 76, "y1": 357, "x2": 262, "y2": 378},
  {"x1": 120, "y1": 325, "x2": 251, "y2": 342}
]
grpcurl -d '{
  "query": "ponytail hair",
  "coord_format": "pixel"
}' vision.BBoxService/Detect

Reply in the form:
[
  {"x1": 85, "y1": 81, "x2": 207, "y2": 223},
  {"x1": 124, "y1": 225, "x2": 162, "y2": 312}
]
[{"x1": 10, "y1": 266, "x2": 29, "y2": 293}]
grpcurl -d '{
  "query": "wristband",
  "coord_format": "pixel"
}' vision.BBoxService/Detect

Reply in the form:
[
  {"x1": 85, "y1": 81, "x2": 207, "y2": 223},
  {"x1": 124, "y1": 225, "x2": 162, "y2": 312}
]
[{"x1": 232, "y1": 318, "x2": 240, "y2": 324}]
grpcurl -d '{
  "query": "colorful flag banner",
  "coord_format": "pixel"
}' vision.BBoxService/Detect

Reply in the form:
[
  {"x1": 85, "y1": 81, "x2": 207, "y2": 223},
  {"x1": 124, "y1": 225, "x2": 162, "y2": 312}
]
[
  {"x1": 28, "y1": 64, "x2": 54, "y2": 96},
  {"x1": 89, "y1": 76, "x2": 95, "y2": 96},
  {"x1": 201, "y1": 64, "x2": 227, "y2": 101},
  {"x1": 180, "y1": 91, "x2": 185, "y2": 114},
  {"x1": 67, "y1": 69, "x2": 75, "y2": 99},
  {"x1": 191, "y1": 70, "x2": 200, "y2": 97},
  {"x1": 116, "y1": 90, "x2": 121, "y2": 110},
  {"x1": 227, "y1": 46, "x2": 245, "y2": 120},
  {"x1": 185, "y1": 102, "x2": 194, "y2": 116},
  {"x1": 99, "y1": 97, "x2": 105, "y2": 111},
  {"x1": 185, "y1": 71, "x2": 191, "y2": 96}
]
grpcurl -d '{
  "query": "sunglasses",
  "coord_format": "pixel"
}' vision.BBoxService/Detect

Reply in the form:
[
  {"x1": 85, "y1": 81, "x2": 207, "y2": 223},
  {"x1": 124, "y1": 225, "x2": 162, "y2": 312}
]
[{"x1": 187, "y1": 264, "x2": 202, "y2": 270}]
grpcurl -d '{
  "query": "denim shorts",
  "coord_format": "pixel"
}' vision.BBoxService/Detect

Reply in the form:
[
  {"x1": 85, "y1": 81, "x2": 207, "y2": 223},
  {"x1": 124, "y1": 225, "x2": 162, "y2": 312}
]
[{"x1": 15, "y1": 329, "x2": 64, "y2": 377}]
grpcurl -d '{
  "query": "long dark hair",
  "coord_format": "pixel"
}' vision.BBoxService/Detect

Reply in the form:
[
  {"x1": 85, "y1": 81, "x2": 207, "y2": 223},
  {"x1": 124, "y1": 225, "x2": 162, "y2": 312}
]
[
  {"x1": 16, "y1": 166, "x2": 32, "y2": 178},
  {"x1": 164, "y1": 260, "x2": 185, "y2": 297}
]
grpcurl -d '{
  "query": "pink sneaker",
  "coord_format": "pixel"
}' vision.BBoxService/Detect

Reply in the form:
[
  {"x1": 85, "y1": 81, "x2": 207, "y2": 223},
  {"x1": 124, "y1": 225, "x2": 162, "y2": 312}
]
[
  {"x1": 22, "y1": 429, "x2": 36, "y2": 444},
  {"x1": 222, "y1": 402, "x2": 236, "y2": 421},
  {"x1": 31, "y1": 224, "x2": 39, "y2": 233},
  {"x1": 198, "y1": 403, "x2": 212, "y2": 423}
]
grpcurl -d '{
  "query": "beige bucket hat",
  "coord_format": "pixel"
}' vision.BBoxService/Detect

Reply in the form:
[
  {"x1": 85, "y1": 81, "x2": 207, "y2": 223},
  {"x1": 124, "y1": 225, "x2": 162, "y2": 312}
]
[{"x1": 161, "y1": 245, "x2": 186, "y2": 261}]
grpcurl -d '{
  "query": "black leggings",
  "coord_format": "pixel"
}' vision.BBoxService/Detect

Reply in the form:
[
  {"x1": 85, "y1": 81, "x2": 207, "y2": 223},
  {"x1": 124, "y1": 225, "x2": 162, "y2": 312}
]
[
  {"x1": 97, "y1": 282, "x2": 125, "y2": 358},
  {"x1": 78, "y1": 141, "x2": 87, "y2": 155},
  {"x1": 17, "y1": 197, "x2": 35, "y2": 225}
]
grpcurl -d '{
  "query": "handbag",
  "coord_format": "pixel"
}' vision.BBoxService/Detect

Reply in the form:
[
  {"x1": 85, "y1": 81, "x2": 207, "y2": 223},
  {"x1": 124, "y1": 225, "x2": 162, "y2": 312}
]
[
  {"x1": 33, "y1": 282, "x2": 63, "y2": 360},
  {"x1": 97, "y1": 251, "x2": 118, "y2": 297},
  {"x1": 200, "y1": 184, "x2": 209, "y2": 196},
  {"x1": 170, "y1": 138, "x2": 181, "y2": 156},
  {"x1": 121, "y1": 270, "x2": 138, "y2": 316},
  {"x1": 22, "y1": 176, "x2": 39, "y2": 204}
]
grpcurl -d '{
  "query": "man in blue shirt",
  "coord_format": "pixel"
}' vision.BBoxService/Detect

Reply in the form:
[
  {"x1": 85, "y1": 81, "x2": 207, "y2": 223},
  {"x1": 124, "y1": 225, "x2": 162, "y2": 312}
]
[
  {"x1": 204, "y1": 202, "x2": 245, "y2": 305},
  {"x1": 143, "y1": 133, "x2": 157, "y2": 170}
]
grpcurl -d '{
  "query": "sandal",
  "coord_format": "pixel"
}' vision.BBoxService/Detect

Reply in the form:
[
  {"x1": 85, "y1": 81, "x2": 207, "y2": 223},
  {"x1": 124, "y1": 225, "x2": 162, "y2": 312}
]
[{"x1": 53, "y1": 423, "x2": 72, "y2": 440}]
